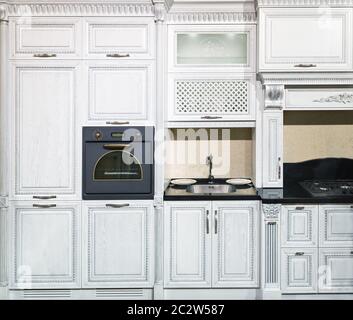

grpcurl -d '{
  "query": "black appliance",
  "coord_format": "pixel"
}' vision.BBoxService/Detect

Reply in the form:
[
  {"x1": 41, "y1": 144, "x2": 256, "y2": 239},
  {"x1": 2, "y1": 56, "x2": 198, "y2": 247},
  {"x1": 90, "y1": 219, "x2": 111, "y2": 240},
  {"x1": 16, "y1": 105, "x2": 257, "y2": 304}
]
[
  {"x1": 300, "y1": 180, "x2": 353, "y2": 197},
  {"x1": 83, "y1": 126, "x2": 154, "y2": 200}
]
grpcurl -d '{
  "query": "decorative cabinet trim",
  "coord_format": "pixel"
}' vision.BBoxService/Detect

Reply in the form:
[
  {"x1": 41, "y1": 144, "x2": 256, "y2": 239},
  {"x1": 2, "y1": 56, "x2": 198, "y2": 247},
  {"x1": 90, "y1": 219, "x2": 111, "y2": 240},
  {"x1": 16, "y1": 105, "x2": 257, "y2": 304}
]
[
  {"x1": 166, "y1": 12, "x2": 257, "y2": 24},
  {"x1": 0, "y1": 208, "x2": 8, "y2": 286},
  {"x1": 263, "y1": 204, "x2": 281, "y2": 221},
  {"x1": 264, "y1": 85, "x2": 284, "y2": 110},
  {"x1": 313, "y1": 93, "x2": 353, "y2": 104},
  {"x1": 257, "y1": 0, "x2": 353, "y2": 7}
]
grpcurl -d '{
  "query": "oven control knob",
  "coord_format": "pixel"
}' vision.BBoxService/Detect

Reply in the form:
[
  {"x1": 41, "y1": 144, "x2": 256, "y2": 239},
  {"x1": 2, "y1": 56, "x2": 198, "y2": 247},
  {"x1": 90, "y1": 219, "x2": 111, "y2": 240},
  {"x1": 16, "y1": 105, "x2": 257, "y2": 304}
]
[{"x1": 94, "y1": 131, "x2": 103, "y2": 140}]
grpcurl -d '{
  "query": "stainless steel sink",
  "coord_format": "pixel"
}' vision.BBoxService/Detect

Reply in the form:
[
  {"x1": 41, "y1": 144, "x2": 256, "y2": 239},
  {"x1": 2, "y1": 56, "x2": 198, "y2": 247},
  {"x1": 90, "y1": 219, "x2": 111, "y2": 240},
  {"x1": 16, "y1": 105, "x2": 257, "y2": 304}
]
[{"x1": 187, "y1": 184, "x2": 236, "y2": 194}]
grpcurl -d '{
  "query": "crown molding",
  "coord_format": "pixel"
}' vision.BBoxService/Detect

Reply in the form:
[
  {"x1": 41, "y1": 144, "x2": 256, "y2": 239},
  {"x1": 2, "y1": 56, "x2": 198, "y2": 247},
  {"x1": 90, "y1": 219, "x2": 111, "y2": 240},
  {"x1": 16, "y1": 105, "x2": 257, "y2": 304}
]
[
  {"x1": 257, "y1": 0, "x2": 353, "y2": 8},
  {"x1": 166, "y1": 11, "x2": 257, "y2": 23}
]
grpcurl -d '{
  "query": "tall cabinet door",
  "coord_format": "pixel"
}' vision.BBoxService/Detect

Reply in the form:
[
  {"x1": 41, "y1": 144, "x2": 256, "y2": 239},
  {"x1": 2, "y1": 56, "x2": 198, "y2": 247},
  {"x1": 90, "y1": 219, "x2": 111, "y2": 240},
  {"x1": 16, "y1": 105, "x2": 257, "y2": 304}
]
[
  {"x1": 212, "y1": 201, "x2": 259, "y2": 288},
  {"x1": 10, "y1": 202, "x2": 81, "y2": 289},
  {"x1": 164, "y1": 202, "x2": 212, "y2": 288},
  {"x1": 11, "y1": 62, "x2": 80, "y2": 200},
  {"x1": 83, "y1": 201, "x2": 154, "y2": 288}
]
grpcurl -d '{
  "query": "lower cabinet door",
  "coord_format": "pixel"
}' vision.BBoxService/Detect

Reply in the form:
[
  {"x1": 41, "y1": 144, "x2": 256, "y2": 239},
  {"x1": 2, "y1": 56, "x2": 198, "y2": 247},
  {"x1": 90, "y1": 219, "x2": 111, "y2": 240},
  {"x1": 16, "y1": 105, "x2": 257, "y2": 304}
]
[
  {"x1": 212, "y1": 201, "x2": 259, "y2": 287},
  {"x1": 82, "y1": 201, "x2": 154, "y2": 288},
  {"x1": 10, "y1": 202, "x2": 81, "y2": 289},
  {"x1": 164, "y1": 202, "x2": 212, "y2": 288},
  {"x1": 319, "y1": 248, "x2": 353, "y2": 293},
  {"x1": 281, "y1": 248, "x2": 318, "y2": 294}
]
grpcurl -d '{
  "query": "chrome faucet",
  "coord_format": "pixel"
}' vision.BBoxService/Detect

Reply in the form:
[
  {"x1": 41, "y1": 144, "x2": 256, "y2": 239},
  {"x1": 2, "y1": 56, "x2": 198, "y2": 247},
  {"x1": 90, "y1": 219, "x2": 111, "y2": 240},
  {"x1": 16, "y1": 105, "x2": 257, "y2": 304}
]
[{"x1": 206, "y1": 154, "x2": 214, "y2": 182}]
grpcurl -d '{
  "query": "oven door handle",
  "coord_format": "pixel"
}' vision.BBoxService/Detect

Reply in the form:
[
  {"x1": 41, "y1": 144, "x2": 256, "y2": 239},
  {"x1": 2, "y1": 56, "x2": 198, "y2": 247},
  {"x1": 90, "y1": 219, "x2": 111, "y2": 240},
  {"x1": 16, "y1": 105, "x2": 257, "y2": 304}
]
[
  {"x1": 106, "y1": 204, "x2": 130, "y2": 209},
  {"x1": 103, "y1": 144, "x2": 131, "y2": 150}
]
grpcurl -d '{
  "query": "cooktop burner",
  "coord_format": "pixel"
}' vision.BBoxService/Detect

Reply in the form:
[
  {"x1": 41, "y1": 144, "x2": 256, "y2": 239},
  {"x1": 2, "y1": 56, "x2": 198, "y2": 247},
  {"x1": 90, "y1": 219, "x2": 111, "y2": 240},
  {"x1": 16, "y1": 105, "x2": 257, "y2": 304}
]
[{"x1": 299, "y1": 180, "x2": 353, "y2": 197}]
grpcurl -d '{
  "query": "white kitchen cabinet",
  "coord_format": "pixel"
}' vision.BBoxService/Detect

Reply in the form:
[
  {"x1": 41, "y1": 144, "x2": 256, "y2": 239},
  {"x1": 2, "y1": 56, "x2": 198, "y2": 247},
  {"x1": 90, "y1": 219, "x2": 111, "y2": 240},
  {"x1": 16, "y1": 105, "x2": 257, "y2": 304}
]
[
  {"x1": 168, "y1": 24, "x2": 256, "y2": 73},
  {"x1": 82, "y1": 201, "x2": 154, "y2": 288},
  {"x1": 262, "y1": 111, "x2": 283, "y2": 188},
  {"x1": 84, "y1": 60, "x2": 155, "y2": 124},
  {"x1": 212, "y1": 202, "x2": 259, "y2": 288},
  {"x1": 319, "y1": 248, "x2": 353, "y2": 293},
  {"x1": 167, "y1": 73, "x2": 256, "y2": 122},
  {"x1": 282, "y1": 205, "x2": 318, "y2": 247},
  {"x1": 84, "y1": 17, "x2": 155, "y2": 60},
  {"x1": 319, "y1": 205, "x2": 353, "y2": 247},
  {"x1": 10, "y1": 202, "x2": 81, "y2": 289},
  {"x1": 164, "y1": 201, "x2": 259, "y2": 288},
  {"x1": 259, "y1": 8, "x2": 353, "y2": 72},
  {"x1": 281, "y1": 248, "x2": 318, "y2": 294},
  {"x1": 11, "y1": 61, "x2": 80, "y2": 200},
  {"x1": 10, "y1": 17, "x2": 82, "y2": 59}
]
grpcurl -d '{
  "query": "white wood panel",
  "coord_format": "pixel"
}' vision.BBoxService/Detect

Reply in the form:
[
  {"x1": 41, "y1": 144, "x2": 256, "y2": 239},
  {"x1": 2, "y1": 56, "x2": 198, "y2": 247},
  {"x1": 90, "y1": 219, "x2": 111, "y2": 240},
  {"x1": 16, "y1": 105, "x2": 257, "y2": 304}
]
[
  {"x1": 262, "y1": 111, "x2": 283, "y2": 188},
  {"x1": 10, "y1": 17, "x2": 82, "y2": 59},
  {"x1": 84, "y1": 17, "x2": 155, "y2": 59},
  {"x1": 85, "y1": 61, "x2": 154, "y2": 123},
  {"x1": 212, "y1": 201, "x2": 259, "y2": 288},
  {"x1": 10, "y1": 202, "x2": 81, "y2": 289},
  {"x1": 83, "y1": 201, "x2": 154, "y2": 288},
  {"x1": 164, "y1": 201, "x2": 212, "y2": 288},
  {"x1": 319, "y1": 248, "x2": 353, "y2": 293},
  {"x1": 11, "y1": 62, "x2": 79, "y2": 200},
  {"x1": 319, "y1": 205, "x2": 353, "y2": 247},
  {"x1": 281, "y1": 248, "x2": 318, "y2": 294},
  {"x1": 259, "y1": 8, "x2": 353, "y2": 71},
  {"x1": 282, "y1": 205, "x2": 318, "y2": 247}
]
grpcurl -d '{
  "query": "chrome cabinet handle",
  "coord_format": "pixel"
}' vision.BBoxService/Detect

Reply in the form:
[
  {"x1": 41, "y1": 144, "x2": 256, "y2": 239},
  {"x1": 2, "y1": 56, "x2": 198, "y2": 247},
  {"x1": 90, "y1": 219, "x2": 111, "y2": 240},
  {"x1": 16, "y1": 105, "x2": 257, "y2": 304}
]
[
  {"x1": 201, "y1": 116, "x2": 222, "y2": 120},
  {"x1": 206, "y1": 210, "x2": 210, "y2": 234},
  {"x1": 106, "y1": 53, "x2": 130, "y2": 58},
  {"x1": 106, "y1": 121, "x2": 130, "y2": 125},
  {"x1": 214, "y1": 210, "x2": 218, "y2": 234},
  {"x1": 295, "y1": 206, "x2": 305, "y2": 210},
  {"x1": 106, "y1": 204, "x2": 130, "y2": 209},
  {"x1": 294, "y1": 64, "x2": 317, "y2": 68},
  {"x1": 33, "y1": 53, "x2": 57, "y2": 58},
  {"x1": 33, "y1": 195, "x2": 57, "y2": 200},
  {"x1": 278, "y1": 157, "x2": 282, "y2": 180},
  {"x1": 295, "y1": 252, "x2": 305, "y2": 256},
  {"x1": 33, "y1": 204, "x2": 56, "y2": 208},
  {"x1": 103, "y1": 144, "x2": 130, "y2": 150}
]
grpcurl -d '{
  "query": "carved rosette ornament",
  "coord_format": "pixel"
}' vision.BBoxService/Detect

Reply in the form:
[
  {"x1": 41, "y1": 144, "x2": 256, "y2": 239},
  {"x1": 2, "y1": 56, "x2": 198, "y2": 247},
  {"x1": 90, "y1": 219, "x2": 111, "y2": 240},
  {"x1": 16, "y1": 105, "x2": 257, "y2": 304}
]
[
  {"x1": 263, "y1": 204, "x2": 281, "y2": 220},
  {"x1": 264, "y1": 85, "x2": 285, "y2": 110}
]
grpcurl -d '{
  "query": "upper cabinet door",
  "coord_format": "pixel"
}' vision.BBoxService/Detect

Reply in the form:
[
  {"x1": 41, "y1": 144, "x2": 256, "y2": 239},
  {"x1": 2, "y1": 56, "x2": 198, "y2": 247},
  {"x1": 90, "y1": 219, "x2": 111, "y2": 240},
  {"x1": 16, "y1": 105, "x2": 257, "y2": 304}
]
[
  {"x1": 10, "y1": 18, "x2": 82, "y2": 59},
  {"x1": 168, "y1": 25, "x2": 256, "y2": 73},
  {"x1": 84, "y1": 61, "x2": 154, "y2": 124},
  {"x1": 259, "y1": 8, "x2": 353, "y2": 72},
  {"x1": 12, "y1": 62, "x2": 80, "y2": 200},
  {"x1": 84, "y1": 18, "x2": 155, "y2": 59},
  {"x1": 212, "y1": 201, "x2": 259, "y2": 288}
]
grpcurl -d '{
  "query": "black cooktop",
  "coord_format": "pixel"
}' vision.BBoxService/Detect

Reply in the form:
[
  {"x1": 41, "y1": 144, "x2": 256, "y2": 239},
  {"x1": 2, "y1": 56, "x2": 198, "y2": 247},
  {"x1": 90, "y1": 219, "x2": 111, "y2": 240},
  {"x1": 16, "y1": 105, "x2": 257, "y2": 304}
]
[{"x1": 299, "y1": 180, "x2": 353, "y2": 197}]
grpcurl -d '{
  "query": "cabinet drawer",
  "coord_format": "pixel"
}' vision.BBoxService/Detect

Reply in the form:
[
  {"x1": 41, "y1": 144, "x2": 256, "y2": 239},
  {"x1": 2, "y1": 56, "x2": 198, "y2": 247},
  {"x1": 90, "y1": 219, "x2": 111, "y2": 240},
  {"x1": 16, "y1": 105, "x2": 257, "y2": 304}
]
[
  {"x1": 84, "y1": 18, "x2": 155, "y2": 59},
  {"x1": 10, "y1": 18, "x2": 81, "y2": 59},
  {"x1": 319, "y1": 205, "x2": 353, "y2": 247},
  {"x1": 281, "y1": 248, "x2": 318, "y2": 294},
  {"x1": 319, "y1": 248, "x2": 353, "y2": 293},
  {"x1": 259, "y1": 8, "x2": 353, "y2": 72},
  {"x1": 167, "y1": 73, "x2": 256, "y2": 122},
  {"x1": 282, "y1": 205, "x2": 318, "y2": 247}
]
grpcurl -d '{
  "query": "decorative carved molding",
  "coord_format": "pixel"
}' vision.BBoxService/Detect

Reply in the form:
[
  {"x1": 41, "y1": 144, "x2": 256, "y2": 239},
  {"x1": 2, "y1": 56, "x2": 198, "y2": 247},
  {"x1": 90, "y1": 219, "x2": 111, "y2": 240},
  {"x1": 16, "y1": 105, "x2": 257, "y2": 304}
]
[
  {"x1": 6, "y1": 3, "x2": 155, "y2": 17},
  {"x1": 263, "y1": 204, "x2": 281, "y2": 220},
  {"x1": 0, "y1": 196, "x2": 8, "y2": 208},
  {"x1": 313, "y1": 93, "x2": 353, "y2": 104},
  {"x1": 166, "y1": 11, "x2": 257, "y2": 24},
  {"x1": 153, "y1": 2, "x2": 166, "y2": 22},
  {"x1": 0, "y1": 208, "x2": 7, "y2": 286},
  {"x1": 0, "y1": 3, "x2": 8, "y2": 21},
  {"x1": 257, "y1": 0, "x2": 353, "y2": 7},
  {"x1": 264, "y1": 85, "x2": 284, "y2": 110}
]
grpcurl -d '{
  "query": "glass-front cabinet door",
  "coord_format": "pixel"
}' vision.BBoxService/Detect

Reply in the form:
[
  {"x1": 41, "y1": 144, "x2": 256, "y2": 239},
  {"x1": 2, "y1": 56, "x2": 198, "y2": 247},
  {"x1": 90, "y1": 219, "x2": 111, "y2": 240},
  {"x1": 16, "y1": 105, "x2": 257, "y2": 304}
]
[{"x1": 168, "y1": 25, "x2": 256, "y2": 72}]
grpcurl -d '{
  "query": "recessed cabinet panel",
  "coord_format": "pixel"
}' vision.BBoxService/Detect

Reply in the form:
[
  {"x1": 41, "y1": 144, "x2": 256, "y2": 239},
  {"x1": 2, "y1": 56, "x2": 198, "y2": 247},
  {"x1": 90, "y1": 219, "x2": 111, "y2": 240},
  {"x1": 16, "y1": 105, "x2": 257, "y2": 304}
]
[
  {"x1": 10, "y1": 202, "x2": 81, "y2": 289},
  {"x1": 83, "y1": 202, "x2": 154, "y2": 288},
  {"x1": 85, "y1": 18, "x2": 155, "y2": 59},
  {"x1": 282, "y1": 206, "x2": 318, "y2": 247},
  {"x1": 259, "y1": 8, "x2": 353, "y2": 71},
  {"x1": 164, "y1": 202, "x2": 212, "y2": 288},
  {"x1": 319, "y1": 205, "x2": 353, "y2": 247},
  {"x1": 281, "y1": 249, "x2": 318, "y2": 293},
  {"x1": 12, "y1": 62, "x2": 78, "y2": 199},
  {"x1": 86, "y1": 61, "x2": 153, "y2": 123},
  {"x1": 319, "y1": 249, "x2": 353, "y2": 293},
  {"x1": 10, "y1": 18, "x2": 81, "y2": 59}
]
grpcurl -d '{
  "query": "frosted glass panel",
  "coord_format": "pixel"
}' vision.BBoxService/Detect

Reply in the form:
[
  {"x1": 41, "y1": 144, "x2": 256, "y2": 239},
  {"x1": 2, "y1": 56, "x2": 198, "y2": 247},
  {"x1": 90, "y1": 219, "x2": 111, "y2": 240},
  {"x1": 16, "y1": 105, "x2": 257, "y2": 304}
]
[{"x1": 177, "y1": 33, "x2": 248, "y2": 65}]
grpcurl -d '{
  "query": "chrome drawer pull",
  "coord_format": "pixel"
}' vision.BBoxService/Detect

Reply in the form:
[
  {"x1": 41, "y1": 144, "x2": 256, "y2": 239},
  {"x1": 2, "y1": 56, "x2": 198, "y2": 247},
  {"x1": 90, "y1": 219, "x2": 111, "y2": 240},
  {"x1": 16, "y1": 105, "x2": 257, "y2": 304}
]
[
  {"x1": 294, "y1": 64, "x2": 317, "y2": 68},
  {"x1": 206, "y1": 210, "x2": 210, "y2": 234},
  {"x1": 33, "y1": 195, "x2": 57, "y2": 200},
  {"x1": 33, "y1": 53, "x2": 57, "y2": 58},
  {"x1": 106, "y1": 204, "x2": 130, "y2": 209},
  {"x1": 295, "y1": 252, "x2": 305, "y2": 256},
  {"x1": 106, "y1": 53, "x2": 130, "y2": 58},
  {"x1": 106, "y1": 121, "x2": 130, "y2": 125},
  {"x1": 214, "y1": 210, "x2": 218, "y2": 234},
  {"x1": 33, "y1": 204, "x2": 56, "y2": 208},
  {"x1": 201, "y1": 116, "x2": 222, "y2": 120},
  {"x1": 295, "y1": 207, "x2": 305, "y2": 210}
]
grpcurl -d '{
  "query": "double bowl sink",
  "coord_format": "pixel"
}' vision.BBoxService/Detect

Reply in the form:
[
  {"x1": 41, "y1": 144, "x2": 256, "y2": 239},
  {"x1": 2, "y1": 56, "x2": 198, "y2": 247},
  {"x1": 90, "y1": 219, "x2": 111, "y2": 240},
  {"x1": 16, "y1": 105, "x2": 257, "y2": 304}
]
[{"x1": 187, "y1": 184, "x2": 237, "y2": 194}]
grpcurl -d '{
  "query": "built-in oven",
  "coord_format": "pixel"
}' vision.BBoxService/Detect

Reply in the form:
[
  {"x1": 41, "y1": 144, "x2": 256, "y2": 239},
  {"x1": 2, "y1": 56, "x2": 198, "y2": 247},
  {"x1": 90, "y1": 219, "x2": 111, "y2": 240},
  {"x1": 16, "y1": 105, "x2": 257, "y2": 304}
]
[{"x1": 83, "y1": 126, "x2": 154, "y2": 200}]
